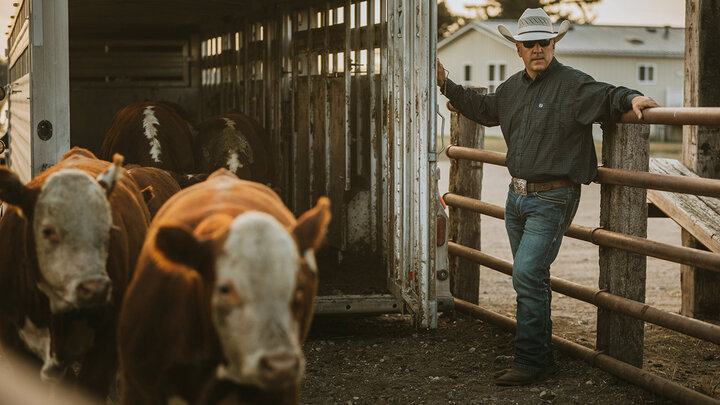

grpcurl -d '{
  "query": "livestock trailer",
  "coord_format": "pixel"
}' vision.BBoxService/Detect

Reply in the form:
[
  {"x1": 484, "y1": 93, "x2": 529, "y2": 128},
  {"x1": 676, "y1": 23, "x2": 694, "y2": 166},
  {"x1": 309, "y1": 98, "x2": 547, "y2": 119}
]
[{"x1": 4, "y1": 0, "x2": 451, "y2": 327}]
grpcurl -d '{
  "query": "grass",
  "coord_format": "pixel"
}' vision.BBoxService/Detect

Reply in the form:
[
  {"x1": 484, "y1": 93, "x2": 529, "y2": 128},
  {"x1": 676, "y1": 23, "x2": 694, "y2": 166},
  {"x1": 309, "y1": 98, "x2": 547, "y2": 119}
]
[{"x1": 439, "y1": 135, "x2": 683, "y2": 161}]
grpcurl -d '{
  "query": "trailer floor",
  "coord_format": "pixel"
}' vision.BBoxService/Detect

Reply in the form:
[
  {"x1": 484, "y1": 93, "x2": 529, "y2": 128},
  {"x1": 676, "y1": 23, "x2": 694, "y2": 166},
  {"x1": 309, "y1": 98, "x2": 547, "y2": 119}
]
[{"x1": 301, "y1": 312, "x2": 719, "y2": 404}]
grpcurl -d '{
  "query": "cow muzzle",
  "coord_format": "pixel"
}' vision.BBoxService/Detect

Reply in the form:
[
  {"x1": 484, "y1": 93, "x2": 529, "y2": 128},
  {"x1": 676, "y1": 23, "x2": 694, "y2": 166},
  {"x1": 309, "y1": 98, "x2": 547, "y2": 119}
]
[
  {"x1": 40, "y1": 359, "x2": 68, "y2": 382},
  {"x1": 73, "y1": 277, "x2": 112, "y2": 307},
  {"x1": 257, "y1": 353, "x2": 301, "y2": 388}
]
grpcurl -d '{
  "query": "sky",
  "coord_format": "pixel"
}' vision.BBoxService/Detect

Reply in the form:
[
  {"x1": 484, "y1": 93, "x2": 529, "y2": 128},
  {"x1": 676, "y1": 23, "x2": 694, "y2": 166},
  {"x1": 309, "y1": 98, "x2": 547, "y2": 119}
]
[
  {"x1": 0, "y1": 0, "x2": 686, "y2": 58},
  {"x1": 445, "y1": 0, "x2": 686, "y2": 27}
]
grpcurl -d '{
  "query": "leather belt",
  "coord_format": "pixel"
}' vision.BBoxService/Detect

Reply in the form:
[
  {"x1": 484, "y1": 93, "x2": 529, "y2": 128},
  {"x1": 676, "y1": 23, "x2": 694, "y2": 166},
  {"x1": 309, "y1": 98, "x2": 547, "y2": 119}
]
[{"x1": 512, "y1": 178, "x2": 573, "y2": 195}]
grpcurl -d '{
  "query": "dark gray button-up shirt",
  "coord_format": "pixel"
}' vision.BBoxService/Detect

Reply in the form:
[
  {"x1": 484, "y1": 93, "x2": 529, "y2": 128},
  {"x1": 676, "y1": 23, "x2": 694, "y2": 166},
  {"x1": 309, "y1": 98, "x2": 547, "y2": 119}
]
[{"x1": 441, "y1": 58, "x2": 642, "y2": 184}]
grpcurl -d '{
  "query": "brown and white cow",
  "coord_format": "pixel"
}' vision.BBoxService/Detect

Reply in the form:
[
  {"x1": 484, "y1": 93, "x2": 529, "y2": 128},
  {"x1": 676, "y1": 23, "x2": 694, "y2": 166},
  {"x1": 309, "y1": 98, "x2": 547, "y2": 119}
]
[
  {"x1": 124, "y1": 164, "x2": 182, "y2": 218},
  {"x1": 118, "y1": 169, "x2": 330, "y2": 405},
  {"x1": 100, "y1": 101, "x2": 196, "y2": 175},
  {"x1": 195, "y1": 112, "x2": 273, "y2": 186},
  {"x1": 0, "y1": 147, "x2": 151, "y2": 399}
]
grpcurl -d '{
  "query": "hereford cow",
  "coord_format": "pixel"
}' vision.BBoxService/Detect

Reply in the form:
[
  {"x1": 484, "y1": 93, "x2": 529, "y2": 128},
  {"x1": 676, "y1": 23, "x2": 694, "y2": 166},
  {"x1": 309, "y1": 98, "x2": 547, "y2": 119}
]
[
  {"x1": 118, "y1": 169, "x2": 330, "y2": 405},
  {"x1": 0, "y1": 147, "x2": 151, "y2": 399},
  {"x1": 195, "y1": 112, "x2": 273, "y2": 186},
  {"x1": 100, "y1": 101, "x2": 196, "y2": 175},
  {"x1": 124, "y1": 164, "x2": 182, "y2": 218}
]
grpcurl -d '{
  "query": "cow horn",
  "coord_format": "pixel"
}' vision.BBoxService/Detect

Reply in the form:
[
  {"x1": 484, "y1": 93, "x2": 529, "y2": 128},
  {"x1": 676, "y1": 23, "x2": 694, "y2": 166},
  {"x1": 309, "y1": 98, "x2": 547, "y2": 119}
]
[{"x1": 97, "y1": 154, "x2": 124, "y2": 197}]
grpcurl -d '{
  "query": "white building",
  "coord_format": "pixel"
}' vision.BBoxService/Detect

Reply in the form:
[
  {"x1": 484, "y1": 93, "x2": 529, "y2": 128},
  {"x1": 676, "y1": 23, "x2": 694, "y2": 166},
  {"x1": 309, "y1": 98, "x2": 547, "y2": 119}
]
[{"x1": 437, "y1": 21, "x2": 684, "y2": 141}]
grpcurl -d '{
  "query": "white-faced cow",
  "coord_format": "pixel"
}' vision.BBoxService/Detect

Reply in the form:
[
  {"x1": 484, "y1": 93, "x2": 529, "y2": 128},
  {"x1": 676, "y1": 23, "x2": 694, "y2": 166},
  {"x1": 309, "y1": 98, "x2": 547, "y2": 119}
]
[
  {"x1": 195, "y1": 112, "x2": 273, "y2": 186},
  {"x1": 0, "y1": 147, "x2": 151, "y2": 399},
  {"x1": 100, "y1": 101, "x2": 196, "y2": 175},
  {"x1": 118, "y1": 169, "x2": 330, "y2": 405}
]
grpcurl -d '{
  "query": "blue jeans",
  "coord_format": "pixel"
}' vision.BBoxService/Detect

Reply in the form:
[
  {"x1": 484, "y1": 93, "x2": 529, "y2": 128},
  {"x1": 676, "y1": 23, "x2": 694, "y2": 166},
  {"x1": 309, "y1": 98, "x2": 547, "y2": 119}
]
[{"x1": 505, "y1": 183, "x2": 581, "y2": 372}]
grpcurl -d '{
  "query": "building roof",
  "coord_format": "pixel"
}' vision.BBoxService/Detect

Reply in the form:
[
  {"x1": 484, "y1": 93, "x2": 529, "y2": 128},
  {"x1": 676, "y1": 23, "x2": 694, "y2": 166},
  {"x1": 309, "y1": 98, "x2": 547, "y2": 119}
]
[{"x1": 438, "y1": 20, "x2": 684, "y2": 58}]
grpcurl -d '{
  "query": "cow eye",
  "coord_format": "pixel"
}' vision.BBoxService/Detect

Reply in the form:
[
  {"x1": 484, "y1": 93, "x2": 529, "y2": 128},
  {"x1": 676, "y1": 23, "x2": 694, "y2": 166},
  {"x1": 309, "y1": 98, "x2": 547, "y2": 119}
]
[
  {"x1": 219, "y1": 284, "x2": 231, "y2": 294},
  {"x1": 41, "y1": 226, "x2": 58, "y2": 242}
]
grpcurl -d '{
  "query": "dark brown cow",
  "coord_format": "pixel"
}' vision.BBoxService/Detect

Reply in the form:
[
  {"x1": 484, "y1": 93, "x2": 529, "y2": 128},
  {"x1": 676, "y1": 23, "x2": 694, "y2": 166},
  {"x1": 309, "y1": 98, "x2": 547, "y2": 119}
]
[
  {"x1": 124, "y1": 164, "x2": 182, "y2": 218},
  {"x1": 0, "y1": 147, "x2": 151, "y2": 399},
  {"x1": 195, "y1": 112, "x2": 273, "y2": 186},
  {"x1": 118, "y1": 169, "x2": 330, "y2": 405},
  {"x1": 100, "y1": 101, "x2": 196, "y2": 174}
]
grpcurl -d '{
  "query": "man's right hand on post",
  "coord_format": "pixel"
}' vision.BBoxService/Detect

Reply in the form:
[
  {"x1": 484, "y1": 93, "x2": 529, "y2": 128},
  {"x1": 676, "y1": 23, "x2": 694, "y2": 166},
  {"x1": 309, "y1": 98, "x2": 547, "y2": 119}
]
[{"x1": 437, "y1": 59, "x2": 446, "y2": 87}]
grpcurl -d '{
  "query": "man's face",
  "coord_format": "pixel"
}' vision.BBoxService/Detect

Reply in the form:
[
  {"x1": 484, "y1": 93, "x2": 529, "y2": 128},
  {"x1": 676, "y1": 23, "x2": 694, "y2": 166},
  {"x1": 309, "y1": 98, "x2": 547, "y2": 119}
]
[{"x1": 516, "y1": 39, "x2": 555, "y2": 79}]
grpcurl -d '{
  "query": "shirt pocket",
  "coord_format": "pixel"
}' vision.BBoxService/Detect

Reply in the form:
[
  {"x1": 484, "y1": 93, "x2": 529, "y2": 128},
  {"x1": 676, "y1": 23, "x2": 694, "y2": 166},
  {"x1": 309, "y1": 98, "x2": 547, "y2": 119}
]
[{"x1": 532, "y1": 102, "x2": 560, "y2": 136}]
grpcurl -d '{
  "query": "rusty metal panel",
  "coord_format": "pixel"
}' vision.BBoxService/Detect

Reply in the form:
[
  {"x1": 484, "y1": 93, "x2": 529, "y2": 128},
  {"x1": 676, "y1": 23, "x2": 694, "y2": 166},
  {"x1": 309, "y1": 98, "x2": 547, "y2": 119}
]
[
  {"x1": 380, "y1": 0, "x2": 390, "y2": 263},
  {"x1": 344, "y1": 1, "x2": 352, "y2": 192},
  {"x1": 293, "y1": 71, "x2": 311, "y2": 214},
  {"x1": 383, "y1": 0, "x2": 438, "y2": 327},
  {"x1": 367, "y1": 0, "x2": 380, "y2": 253},
  {"x1": 188, "y1": 1, "x2": 439, "y2": 325},
  {"x1": 329, "y1": 77, "x2": 347, "y2": 249},
  {"x1": 387, "y1": 0, "x2": 406, "y2": 301}
]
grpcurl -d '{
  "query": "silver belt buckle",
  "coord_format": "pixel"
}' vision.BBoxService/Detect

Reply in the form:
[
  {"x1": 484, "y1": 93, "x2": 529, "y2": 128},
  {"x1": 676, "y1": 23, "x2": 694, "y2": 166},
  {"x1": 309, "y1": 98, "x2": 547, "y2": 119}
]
[{"x1": 512, "y1": 178, "x2": 527, "y2": 195}]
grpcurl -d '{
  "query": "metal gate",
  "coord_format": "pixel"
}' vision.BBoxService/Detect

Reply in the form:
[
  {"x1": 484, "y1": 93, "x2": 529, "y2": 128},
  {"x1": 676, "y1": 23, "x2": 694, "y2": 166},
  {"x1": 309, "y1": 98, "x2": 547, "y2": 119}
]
[{"x1": 198, "y1": 0, "x2": 441, "y2": 327}]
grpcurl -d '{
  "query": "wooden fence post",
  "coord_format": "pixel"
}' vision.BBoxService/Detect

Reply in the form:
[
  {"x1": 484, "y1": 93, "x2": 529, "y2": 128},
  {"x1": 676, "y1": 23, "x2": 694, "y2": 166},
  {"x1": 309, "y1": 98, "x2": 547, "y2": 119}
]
[
  {"x1": 448, "y1": 88, "x2": 485, "y2": 305},
  {"x1": 597, "y1": 122, "x2": 649, "y2": 368},
  {"x1": 680, "y1": 0, "x2": 720, "y2": 321}
]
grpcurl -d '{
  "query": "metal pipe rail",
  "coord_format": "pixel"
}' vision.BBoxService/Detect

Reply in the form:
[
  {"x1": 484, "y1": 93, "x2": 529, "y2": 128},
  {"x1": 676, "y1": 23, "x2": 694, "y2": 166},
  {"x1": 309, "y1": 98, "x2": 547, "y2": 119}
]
[
  {"x1": 454, "y1": 299, "x2": 720, "y2": 405},
  {"x1": 619, "y1": 107, "x2": 720, "y2": 126},
  {"x1": 445, "y1": 146, "x2": 720, "y2": 199},
  {"x1": 443, "y1": 193, "x2": 720, "y2": 273},
  {"x1": 449, "y1": 242, "x2": 720, "y2": 345}
]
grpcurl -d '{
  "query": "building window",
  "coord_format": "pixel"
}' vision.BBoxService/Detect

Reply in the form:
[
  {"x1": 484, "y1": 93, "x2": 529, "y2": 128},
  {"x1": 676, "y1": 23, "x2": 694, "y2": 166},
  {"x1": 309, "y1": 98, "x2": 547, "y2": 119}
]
[
  {"x1": 487, "y1": 62, "x2": 506, "y2": 93},
  {"x1": 463, "y1": 63, "x2": 472, "y2": 85},
  {"x1": 637, "y1": 63, "x2": 656, "y2": 84}
]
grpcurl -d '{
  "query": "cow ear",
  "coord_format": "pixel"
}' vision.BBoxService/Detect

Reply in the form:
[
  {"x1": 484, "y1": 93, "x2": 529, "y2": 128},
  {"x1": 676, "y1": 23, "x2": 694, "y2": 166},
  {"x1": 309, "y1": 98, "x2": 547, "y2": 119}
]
[
  {"x1": 0, "y1": 166, "x2": 37, "y2": 214},
  {"x1": 96, "y1": 154, "x2": 124, "y2": 197},
  {"x1": 292, "y1": 197, "x2": 331, "y2": 252},
  {"x1": 140, "y1": 185, "x2": 155, "y2": 204},
  {"x1": 155, "y1": 224, "x2": 214, "y2": 278}
]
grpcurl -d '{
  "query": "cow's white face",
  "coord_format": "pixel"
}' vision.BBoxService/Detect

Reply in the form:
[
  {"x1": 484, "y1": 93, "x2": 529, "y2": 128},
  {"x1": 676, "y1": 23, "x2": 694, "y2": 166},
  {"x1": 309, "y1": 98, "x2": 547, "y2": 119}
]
[
  {"x1": 212, "y1": 211, "x2": 304, "y2": 389},
  {"x1": 33, "y1": 170, "x2": 113, "y2": 313}
]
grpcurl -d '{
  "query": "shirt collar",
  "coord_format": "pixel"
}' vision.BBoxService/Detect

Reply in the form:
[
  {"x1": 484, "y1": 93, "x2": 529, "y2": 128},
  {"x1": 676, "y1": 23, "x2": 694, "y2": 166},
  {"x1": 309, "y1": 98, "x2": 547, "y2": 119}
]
[{"x1": 522, "y1": 57, "x2": 559, "y2": 83}]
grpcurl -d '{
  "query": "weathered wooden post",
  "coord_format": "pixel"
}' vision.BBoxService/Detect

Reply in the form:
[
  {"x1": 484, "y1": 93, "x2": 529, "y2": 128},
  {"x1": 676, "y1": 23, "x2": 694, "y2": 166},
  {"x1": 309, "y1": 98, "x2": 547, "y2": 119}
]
[
  {"x1": 447, "y1": 87, "x2": 485, "y2": 305},
  {"x1": 597, "y1": 122, "x2": 649, "y2": 367},
  {"x1": 680, "y1": 0, "x2": 720, "y2": 321}
]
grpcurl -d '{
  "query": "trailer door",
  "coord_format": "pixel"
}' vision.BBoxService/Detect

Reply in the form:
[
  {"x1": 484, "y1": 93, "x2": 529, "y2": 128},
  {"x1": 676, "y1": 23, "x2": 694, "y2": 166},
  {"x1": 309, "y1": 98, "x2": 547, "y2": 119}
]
[
  {"x1": 7, "y1": 0, "x2": 70, "y2": 183},
  {"x1": 384, "y1": 0, "x2": 439, "y2": 328}
]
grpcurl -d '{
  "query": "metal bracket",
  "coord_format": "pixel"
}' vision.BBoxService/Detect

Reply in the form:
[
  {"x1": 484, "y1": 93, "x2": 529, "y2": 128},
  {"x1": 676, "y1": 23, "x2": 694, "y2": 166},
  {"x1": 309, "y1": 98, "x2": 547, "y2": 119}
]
[
  {"x1": 314, "y1": 294, "x2": 402, "y2": 315},
  {"x1": 429, "y1": 108, "x2": 447, "y2": 163}
]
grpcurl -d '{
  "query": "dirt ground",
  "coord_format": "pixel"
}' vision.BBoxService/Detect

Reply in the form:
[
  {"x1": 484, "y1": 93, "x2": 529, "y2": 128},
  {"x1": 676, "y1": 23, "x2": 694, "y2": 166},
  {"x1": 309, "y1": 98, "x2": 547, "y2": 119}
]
[{"x1": 300, "y1": 159, "x2": 720, "y2": 404}]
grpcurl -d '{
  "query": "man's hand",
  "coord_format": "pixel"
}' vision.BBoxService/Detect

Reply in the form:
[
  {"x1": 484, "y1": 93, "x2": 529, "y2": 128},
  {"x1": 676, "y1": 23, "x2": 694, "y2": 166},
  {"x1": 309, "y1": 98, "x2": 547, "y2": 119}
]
[
  {"x1": 631, "y1": 96, "x2": 660, "y2": 120},
  {"x1": 437, "y1": 59, "x2": 446, "y2": 87}
]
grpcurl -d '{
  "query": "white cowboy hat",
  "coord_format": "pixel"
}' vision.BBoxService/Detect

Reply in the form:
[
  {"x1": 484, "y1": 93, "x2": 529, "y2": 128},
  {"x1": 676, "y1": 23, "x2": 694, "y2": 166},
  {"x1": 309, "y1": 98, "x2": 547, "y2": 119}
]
[{"x1": 498, "y1": 8, "x2": 571, "y2": 44}]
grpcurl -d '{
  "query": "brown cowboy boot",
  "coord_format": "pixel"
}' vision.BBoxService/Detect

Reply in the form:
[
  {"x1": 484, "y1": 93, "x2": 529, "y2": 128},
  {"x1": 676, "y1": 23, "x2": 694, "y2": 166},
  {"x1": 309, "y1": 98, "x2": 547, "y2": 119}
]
[{"x1": 494, "y1": 367, "x2": 543, "y2": 386}]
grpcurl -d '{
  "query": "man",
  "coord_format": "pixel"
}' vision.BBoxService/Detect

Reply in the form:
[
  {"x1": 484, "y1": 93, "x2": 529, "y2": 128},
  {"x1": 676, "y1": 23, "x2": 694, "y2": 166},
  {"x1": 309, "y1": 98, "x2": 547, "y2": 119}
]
[{"x1": 437, "y1": 8, "x2": 659, "y2": 386}]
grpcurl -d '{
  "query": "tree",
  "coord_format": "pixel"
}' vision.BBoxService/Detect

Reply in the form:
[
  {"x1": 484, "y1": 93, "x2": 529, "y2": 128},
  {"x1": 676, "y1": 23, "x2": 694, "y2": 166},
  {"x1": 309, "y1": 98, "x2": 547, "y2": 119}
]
[
  {"x1": 438, "y1": 0, "x2": 465, "y2": 40},
  {"x1": 465, "y1": 0, "x2": 602, "y2": 23}
]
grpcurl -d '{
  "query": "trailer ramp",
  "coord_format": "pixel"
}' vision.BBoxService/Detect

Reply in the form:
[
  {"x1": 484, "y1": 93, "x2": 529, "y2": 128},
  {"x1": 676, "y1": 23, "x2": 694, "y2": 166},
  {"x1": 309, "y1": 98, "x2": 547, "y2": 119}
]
[{"x1": 648, "y1": 157, "x2": 720, "y2": 253}]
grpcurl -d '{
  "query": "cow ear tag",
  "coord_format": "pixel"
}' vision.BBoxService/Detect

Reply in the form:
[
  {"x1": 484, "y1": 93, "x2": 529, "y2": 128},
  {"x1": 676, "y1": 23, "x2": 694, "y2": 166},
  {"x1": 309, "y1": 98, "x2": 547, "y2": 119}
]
[{"x1": 97, "y1": 154, "x2": 124, "y2": 197}]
